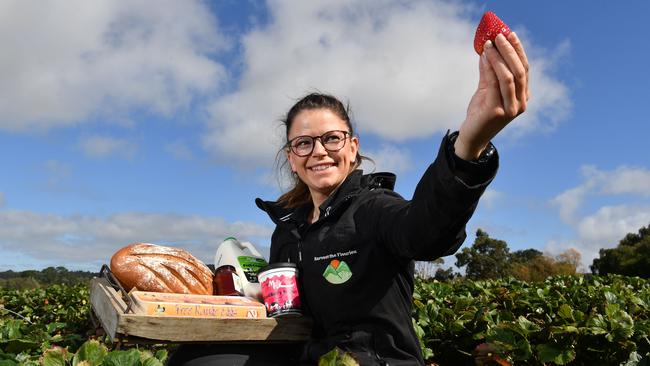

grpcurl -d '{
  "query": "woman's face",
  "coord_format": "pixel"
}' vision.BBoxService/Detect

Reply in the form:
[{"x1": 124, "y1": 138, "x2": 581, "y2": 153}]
[{"x1": 287, "y1": 108, "x2": 359, "y2": 201}]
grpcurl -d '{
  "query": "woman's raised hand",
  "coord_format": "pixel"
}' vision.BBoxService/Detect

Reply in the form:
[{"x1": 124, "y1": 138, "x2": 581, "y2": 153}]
[{"x1": 454, "y1": 31, "x2": 530, "y2": 161}]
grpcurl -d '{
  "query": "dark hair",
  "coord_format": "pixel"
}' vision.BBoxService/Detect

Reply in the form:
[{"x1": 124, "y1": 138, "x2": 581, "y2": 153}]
[{"x1": 276, "y1": 93, "x2": 370, "y2": 208}]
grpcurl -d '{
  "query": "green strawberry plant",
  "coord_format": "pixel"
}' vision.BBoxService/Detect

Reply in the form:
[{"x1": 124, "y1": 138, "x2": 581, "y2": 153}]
[
  {"x1": 3, "y1": 275, "x2": 650, "y2": 364},
  {"x1": 1, "y1": 283, "x2": 169, "y2": 365},
  {"x1": 413, "y1": 274, "x2": 650, "y2": 365}
]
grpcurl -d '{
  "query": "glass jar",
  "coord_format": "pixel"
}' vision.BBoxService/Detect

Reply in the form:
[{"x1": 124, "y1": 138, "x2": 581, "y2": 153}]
[{"x1": 213, "y1": 265, "x2": 243, "y2": 296}]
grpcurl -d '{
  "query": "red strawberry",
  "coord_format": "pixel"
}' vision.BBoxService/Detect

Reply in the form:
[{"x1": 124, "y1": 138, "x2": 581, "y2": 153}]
[{"x1": 474, "y1": 11, "x2": 511, "y2": 55}]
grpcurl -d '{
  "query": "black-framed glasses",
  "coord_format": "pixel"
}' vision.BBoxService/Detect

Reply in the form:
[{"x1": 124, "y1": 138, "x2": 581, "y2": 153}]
[{"x1": 287, "y1": 130, "x2": 351, "y2": 157}]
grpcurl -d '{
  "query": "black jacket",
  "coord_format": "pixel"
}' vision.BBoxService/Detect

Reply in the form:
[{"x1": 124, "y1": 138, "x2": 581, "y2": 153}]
[{"x1": 256, "y1": 132, "x2": 498, "y2": 365}]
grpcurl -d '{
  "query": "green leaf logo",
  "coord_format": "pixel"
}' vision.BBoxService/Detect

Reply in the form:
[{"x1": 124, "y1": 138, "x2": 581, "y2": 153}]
[{"x1": 322, "y1": 260, "x2": 352, "y2": 284}]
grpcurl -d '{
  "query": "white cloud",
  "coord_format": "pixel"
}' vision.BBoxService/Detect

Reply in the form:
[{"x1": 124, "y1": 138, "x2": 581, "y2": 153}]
[
  {"x1": 503, "y1": 39, "x2": 572, "y2": 138},
  {"x1": 549, "y1": 165, "x2": 650, "y2": 269},
  {"x1": 548, "y1": 205, "x2": 650, "y2": 269},
  {"x1": 78, "y1": 136, "x2": 136, "y2": 158},
  {"x1": 361, "y1": 144, "x2": 412, "y2": 175},
  {"x1": 551, "y1": 185, "x2": 592, "y2": 224},
  {"x1": 203, "y1": 0, "x2": 570, "y2": 167},
  {"x1": 601, "y1": 167, "x2": 650, "y2": 196},
  {"x1": 0, "y1": 0, "x2": 227, "y2": 131},
  {"x1": 577, "y1": 205, "x2": 650, "y2": 245},
  {"x1": 1, "y1": 0, "x2": 571, "y2": 169},
  {"x1": 0, "y1": 210, "x2": 273, "y2": 270},
  {"x1": 552, "y1": 165, "x2": 650, "y2": 223},
  {"x1": 480, "y1": 189, "x2": 504, "y2": 210}
]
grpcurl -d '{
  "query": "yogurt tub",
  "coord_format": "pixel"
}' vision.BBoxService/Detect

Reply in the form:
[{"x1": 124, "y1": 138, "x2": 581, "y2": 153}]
[{"x1": 258, "y1": 263, "x2": 302, "y2": 317}]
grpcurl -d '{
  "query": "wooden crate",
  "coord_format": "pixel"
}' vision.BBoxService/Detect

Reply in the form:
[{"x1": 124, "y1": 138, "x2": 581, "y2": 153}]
[{"x1": 90, "y1": 277, "x2": 311, "y2": 343}]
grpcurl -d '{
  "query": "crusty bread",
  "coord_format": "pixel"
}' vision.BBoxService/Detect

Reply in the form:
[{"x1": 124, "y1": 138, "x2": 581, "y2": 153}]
[{"x1": 110, "y1": 243, "x2": 213, "y2": 295}]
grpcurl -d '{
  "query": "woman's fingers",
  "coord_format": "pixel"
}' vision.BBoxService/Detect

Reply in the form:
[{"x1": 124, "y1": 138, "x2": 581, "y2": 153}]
[
  {"x1": 494, "y1": 32, "x2": 527, "y2": 112},
  {"x1": 484, "y1": 37, "x2": 517, "y2": 118},
  {"x1": 508, "y1": 32, "x2": 530, "y2": 102},
  {"x1": 479, "y1": 41, "x2": 499, "y2": 97},
  {"x1": 485, "y1": 33, "x2": 528, "y2": 118}
]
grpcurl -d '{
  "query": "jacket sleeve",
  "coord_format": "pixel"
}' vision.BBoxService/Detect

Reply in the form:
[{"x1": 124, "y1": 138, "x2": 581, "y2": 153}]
[{"x1": 366, "y1": 131, "x2": 498, "y2": 261}]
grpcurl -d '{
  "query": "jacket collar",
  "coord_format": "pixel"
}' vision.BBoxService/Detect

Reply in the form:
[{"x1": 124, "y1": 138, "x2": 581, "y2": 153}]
[{"x1": 256, "y1": 170, "x2": 396, "y2": 225}]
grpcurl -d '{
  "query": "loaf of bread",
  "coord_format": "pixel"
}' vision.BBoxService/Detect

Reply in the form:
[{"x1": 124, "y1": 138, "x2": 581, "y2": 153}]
[{"x1": 110, "y1": 243, "x2": 213, "y2": 295}]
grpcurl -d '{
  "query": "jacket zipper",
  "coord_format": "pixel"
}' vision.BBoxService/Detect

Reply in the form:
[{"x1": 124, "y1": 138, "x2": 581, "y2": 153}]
[{"x1": 298, "y1": 239, "x2": 303, "y2": 262}]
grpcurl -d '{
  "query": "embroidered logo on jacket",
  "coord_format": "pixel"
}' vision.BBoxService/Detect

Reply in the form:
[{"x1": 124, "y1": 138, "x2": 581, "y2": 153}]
[{"x1": 322, "y1": 259, "x2": 352, "y2": 284}]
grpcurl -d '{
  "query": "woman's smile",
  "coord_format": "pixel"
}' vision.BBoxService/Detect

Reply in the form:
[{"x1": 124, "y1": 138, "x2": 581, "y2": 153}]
[{"x1": 309, "y1": 162, "x2": 337, "y2": 172}]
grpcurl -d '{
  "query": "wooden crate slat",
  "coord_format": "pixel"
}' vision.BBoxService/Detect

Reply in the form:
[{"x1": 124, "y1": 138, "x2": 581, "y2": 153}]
[
  {"x1": 90, "y1": 277, "x2": 128, "y2": 340},
  {"x1": 90, "y1": 277, "x2": 311, "y2": 343},
  {"x1": 117, "y1": 315, "x2": 310, "y2": 342}
]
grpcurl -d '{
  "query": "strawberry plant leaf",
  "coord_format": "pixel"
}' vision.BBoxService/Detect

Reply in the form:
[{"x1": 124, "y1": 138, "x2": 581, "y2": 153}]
[
  {"x1": 338, "y1": 352, "x2": 360, "y2": 366},
  {"x1": 317, "y1": 347, "x2": 359, "y2": 366},
  {"x1": 45, "y1": 322, "x2": 66, "y2": 334},
  {"x1": 41, "y1": 347, "x2": 68, "y2": 366},
  {"x1": 72, "y1": 339, "x2": 107, "y2": 366},
  {"x1": 605, "y1": 303, "x2": 621, "y2": 318},
  {"x1": 3, "y1": 320, "x2": 23, "y2": 339},
  {"x1": 549, "y1": 325, "x2": 579, "y2": 334},
  {"x1": 558, "y1": 304, "x2": 574, "y2": 321},
  {"x1": 318, "y1": 348, "x2": 338, "y2": 366},
  {"x1": 604, "y1": 291, "x2": 619, "y2": 305},
  {"x1": 103, "y1": 349, "x2": 141, "y2": 366},
  {"x1": 487, "y1": 325, "x2": 532, "y2": 360},
  {"x1": 536, "y1": 343, "x2": 576, "y2": 365},
  {"x1": 622, "y1": 351, "x2": 642, "y2": 366},
  {"x1": 142, "y1": 358, "x2": 163, "y2": 366},
  {"x1": 586, "y1": 314, "x2": 608, "y2": 335},
  {"x1": 4, "y1": 339, "x2": 39, "y2": 354},
  {"x1": 516, "y1": 316, "x2": 541, "y2": 336},
  {"x1": 154, "y1": 349, "x2": 168, "y2": 363}
]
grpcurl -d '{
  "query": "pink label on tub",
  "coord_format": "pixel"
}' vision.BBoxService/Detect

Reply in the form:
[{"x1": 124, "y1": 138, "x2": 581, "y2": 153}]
[{"x1": 260, "y1": 273, "x2": 301, "y2": 317}]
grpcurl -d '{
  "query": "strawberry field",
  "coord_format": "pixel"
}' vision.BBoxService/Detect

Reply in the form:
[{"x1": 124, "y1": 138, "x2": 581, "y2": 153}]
[
  {"x1": 413, "y1": 275, "x2": 650, "y2": 365},
  {"x1": 0, "y1": 284, "x2": 169, "y2": 365},
  {"x1": 2, "y1": 274, "x2": 649, "y2": 365}
]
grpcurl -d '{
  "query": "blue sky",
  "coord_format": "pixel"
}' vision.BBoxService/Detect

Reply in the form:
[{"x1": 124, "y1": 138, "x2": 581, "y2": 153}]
[{"x1": 1, "y1": 0, "x2": 649, "y2": 272}]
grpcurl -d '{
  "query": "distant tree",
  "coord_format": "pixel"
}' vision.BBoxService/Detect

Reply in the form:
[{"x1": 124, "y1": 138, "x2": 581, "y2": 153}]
[
  {"x1": 454, "y1": 231, "x2": 583, "y2": 282},
  {"x1": 510, "y1": 249, "x2": 581, "y2": 282},
  {"x1": 0, "y1": 277, "x2": 41, "y2": 290},
  {"x1": 555, "y1": 248, "x2": 582, "y2": 273},
  {"x1": 415, "y1": 258, "x2": 445, "y2": 279},
  {"x1": 591, "y1": 223, "x2": 650, "y2": 277},
  {"x1": 455, "y1": 229, "x2": 510, "y2": 280},
  {"x1": 0, "y1": 270, "x2": 17, "y2": 279},
  {"x1": 0, "y1": 267, "x2": 97, "y2": 287},
  {"x1": 510, "y1": 255, "x2": 555, "y2": 282},
  {"x1": 509, "y1": 249, "x2": 543, "y2": 263},
  {"x1": 21, "y1": 270, "x2": 39, "y2": 279},
  {"x1": 433, "y1": 267, "x2": 457, "y2": 281}
]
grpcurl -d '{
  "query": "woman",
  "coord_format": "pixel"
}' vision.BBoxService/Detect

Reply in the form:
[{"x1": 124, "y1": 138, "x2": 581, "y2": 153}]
[
  {"x1": 256, "y1": 32, "x2": 529, "y2": 365},
  {"x1": 168, "y1": 32, "x2": 528, "y2": 365}
]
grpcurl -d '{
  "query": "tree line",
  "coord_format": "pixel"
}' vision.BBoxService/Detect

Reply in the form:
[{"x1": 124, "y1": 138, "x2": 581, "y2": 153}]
[
  {"x1": 0, "y1": 266, "x2": 98, "y2": 289},
  {"x1": 2, "y1": 222, "x2": 649, "y2": 288},
  {"x1": 417, "y1": 222, "x2": 650, "y2": 281}
]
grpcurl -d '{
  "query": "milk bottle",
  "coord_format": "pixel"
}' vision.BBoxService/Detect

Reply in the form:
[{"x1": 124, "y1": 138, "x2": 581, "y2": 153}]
[{"x1": 214, "y1": 237, "x2": 268, "y2": 300}]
